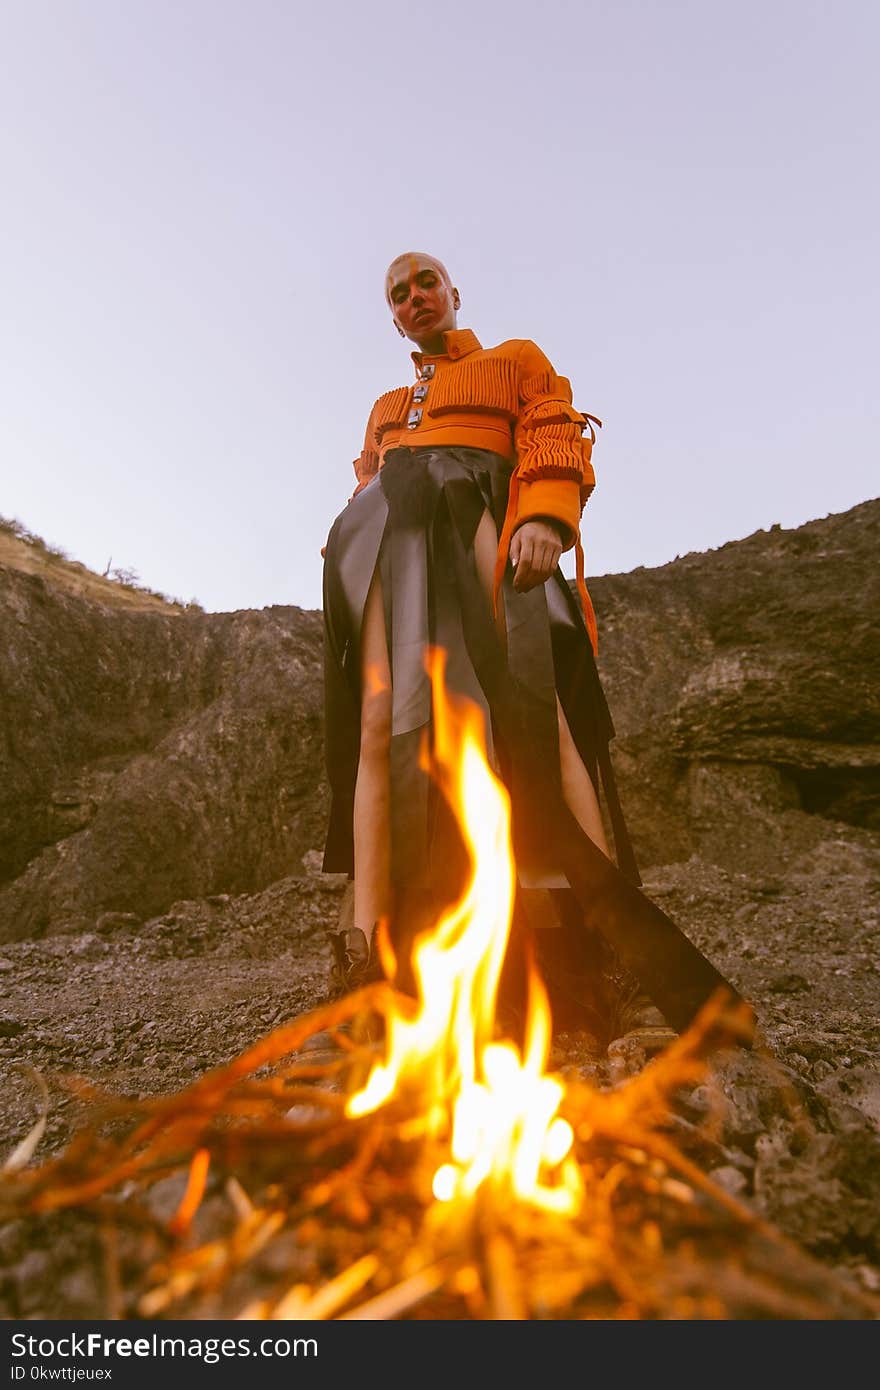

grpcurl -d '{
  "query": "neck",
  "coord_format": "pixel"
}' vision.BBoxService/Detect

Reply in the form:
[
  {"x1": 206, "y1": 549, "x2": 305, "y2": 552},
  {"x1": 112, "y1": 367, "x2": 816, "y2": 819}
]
[
  {"x1": 411, "y1": 317, "x2": 458, "y2": 355},
  {"x1": 412, "y1": 330, "x2": 447, "y2": 355}
]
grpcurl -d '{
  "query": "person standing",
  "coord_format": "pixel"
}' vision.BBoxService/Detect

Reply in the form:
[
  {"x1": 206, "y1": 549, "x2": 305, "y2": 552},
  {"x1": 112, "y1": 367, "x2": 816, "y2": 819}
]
[{"x1": 322, "y1": 252, "x2": 741, "y2": 1045}]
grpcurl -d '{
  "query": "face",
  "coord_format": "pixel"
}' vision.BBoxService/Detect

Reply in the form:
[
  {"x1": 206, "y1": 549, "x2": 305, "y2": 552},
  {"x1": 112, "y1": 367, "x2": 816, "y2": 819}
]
[{"x1": 385, "y1": 253, "x2": 460, "y2": 346}]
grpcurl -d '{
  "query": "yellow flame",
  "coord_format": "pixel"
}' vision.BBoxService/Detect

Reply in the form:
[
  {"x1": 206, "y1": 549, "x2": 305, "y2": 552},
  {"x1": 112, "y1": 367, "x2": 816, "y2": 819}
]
[{"x1": 347, "y1": 648, "x2": 582, "y2": 1215}]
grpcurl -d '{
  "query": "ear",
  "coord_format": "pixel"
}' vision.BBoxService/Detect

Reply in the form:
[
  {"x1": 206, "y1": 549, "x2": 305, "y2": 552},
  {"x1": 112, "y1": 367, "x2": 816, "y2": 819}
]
[
  {"x1": 452, "y1": 288, "x2": 461, "y2": 310},
  {"x1": 396, "y1": 323, "x2": 406, "y2": 337}
]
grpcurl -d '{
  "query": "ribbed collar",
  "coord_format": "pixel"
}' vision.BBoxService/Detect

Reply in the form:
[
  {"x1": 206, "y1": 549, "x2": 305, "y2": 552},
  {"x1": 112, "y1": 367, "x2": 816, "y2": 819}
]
[{"x1": 411, "y1": 327, "x2": 482, "y2": 369}]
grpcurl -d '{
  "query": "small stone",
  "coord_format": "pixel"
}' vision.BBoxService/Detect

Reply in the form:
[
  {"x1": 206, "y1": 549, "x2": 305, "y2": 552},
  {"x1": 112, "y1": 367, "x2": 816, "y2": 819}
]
[
  {"x1": 0, "y1": 958, "x2": 14, "y2": 972},
  {"x1": 52, "y1": 916, "x2": 93, "y2": 935},
  {"x1": 0, "y1": 1220, "x2": 26, "y2": 1261},
  {"x1": 768, "y1": 972, "x2": 809, "y2": 994},
  {"x1": 15, "y1": 1249, "x2": 50, "y2": 1289},
  {"x1": 709, "y1": 1165, "x2": 748, "y2": 1197},
  {"x1": 57, "y1": 1267, "x2": 100, "y2": 1311},
  {"x1": 607, "y1": 1035, "x2": 647, "y2": 1081},
  {"x1": 96, "y1": 911, "x2": 141, "y2": 932},
  {"x1": 754, "y1": 879, "x2": 784, "y2": 896},
  {"x1": 855, "y1": 1265, "x2": 880, "y2": 1293},
  {"x1": 726, "y1": 1147, "x2": 755, "y2": 1172},
  {"x1": 69, "y1": 934, "x2": 101, "y2": 956},
  {"x1": 144, "y1": 1172, "x2": 190, "y2": 1221},
  {"x1": 285, "y1": 1101, "x2": 328, "y2": 1123},
  {"x1": 254, "y1": 1231, "x2": 305, "y2": 1277}
]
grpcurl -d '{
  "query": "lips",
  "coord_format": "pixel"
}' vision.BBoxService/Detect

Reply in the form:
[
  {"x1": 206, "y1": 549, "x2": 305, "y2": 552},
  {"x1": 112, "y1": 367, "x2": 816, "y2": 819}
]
[{"x1": 413, "y1": 308, "x2": 433, "y2": 323}]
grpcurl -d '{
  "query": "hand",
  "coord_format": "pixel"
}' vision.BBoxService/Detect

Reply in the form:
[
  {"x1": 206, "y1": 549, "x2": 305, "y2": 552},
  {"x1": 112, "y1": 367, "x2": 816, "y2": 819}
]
[{"x1": 509, "y1": 518, "x2": 564, "y2": 592}]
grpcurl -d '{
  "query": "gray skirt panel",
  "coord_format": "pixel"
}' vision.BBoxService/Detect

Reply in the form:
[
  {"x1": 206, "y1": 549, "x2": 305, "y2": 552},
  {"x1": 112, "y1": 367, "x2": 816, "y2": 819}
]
[{"x1": 322, "y1": 446, "x2": 621, "y2": 878}]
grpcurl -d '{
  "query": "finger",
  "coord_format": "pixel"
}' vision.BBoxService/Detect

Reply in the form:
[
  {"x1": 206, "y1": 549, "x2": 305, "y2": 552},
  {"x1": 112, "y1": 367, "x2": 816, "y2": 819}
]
[
  {"x1": 536, "y1": 543, "x2": 556, "y2": 577},
  {"x1": 544, "y1": 541, "x2": 562, "y2": 575},
  {"x1": 537, "y1": 540, "x2": 561, "y2": 586},
  {"x1": 525, "y1": 545, "x2": 552, "y2": 585},
  {"x1": 513, "y1": 539, "x2": 536, "y2": 590}
]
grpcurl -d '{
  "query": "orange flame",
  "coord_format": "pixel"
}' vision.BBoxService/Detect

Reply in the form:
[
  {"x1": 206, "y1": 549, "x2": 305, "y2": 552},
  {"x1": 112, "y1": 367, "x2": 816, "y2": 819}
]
[
  {"x1": 168, "y1": 1147, "x2": 210, "y2": 1238},
  {"x1": 347, "y1": 649, "x2": 582, "y2": 1215}
]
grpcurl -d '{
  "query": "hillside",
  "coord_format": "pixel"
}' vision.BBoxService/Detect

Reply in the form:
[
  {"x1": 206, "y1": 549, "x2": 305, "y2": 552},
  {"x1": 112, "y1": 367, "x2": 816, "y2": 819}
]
[
  {"x1": 0, "y1": 522, "x2": 187, "y2": 614},
  {"x1": 0, "y1": 500, "x2": 878, "y2": 1316},
  {"x1": 1, "y1": 501, "x2": 876, "y2": 939}
]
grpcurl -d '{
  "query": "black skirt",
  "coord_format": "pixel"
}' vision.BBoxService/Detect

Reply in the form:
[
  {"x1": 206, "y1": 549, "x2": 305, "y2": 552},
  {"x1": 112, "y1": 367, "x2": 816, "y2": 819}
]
[{"x1": 322, "y1": 446, "x2": 746, "y2": 1034}]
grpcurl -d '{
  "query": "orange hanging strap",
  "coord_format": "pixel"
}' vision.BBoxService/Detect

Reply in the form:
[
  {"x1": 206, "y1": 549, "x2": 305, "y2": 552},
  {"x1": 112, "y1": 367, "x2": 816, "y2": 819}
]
[
  {"x1": 492, "y1": 470, "x2": 521, "y2": 620},
  {"x1": 575, "y1": 527, "x2": 599, "y2": 658}
]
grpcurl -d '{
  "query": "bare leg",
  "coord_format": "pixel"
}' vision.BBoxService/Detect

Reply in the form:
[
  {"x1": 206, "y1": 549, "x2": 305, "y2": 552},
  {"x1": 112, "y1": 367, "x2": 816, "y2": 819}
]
[
  {"x1": 351, "y1": 515, "x2": 609, "y2": 951},
  {"x1": 472, "y1": 508, "x2": 610, "y2": 859},
  {"x1": 352, "y1": 569, "x2": 392, "y2": 944},
  {"x1": 556, "y1": 696, "x2": 611, "y2": 856}
]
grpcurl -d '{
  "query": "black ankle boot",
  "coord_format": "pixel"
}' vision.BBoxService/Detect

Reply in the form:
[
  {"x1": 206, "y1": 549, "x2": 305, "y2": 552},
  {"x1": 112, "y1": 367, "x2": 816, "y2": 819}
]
[
  {"x1": 602, "y1": 952, "x2": 677, "y2": 1046},
  {"x1": 327, "y1": 925, "x2": 383, "y2": 999}
]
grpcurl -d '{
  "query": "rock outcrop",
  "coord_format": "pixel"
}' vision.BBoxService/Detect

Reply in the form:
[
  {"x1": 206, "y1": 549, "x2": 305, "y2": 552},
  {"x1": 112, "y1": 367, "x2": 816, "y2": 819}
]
[
  {"x1": 0, "y1": 556, "x2": 327, "y2": 940},
  {"x1": 591, "y1": 499, "x2": 879, "y2": 872},
  {"x1": 1, "y1": 499, "x2": 876, "y2": 940}
]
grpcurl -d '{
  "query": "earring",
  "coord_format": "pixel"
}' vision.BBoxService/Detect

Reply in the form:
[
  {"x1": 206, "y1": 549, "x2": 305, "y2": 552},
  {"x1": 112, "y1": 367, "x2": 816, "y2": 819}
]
[{"x1": 396, "y1": 324, "x2": 406, "y2": 337}]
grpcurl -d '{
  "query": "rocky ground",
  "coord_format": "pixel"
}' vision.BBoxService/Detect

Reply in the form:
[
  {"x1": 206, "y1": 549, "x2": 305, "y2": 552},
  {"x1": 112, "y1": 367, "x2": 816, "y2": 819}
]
[
  {"x1": 1, "y1": 501, "x2": 877, "y2": 1318},
  {"x1": 0, "y1": 826, "x2": 878, "y2": 1318}
]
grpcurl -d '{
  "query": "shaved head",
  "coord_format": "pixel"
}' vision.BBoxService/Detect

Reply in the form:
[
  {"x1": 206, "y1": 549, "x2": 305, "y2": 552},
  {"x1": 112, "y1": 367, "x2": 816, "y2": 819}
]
[
  {"x1": 384, "y1": 251, "x2": 461, "y2": 349},
  {"x1": 385, "y1": 251, "x2": 453, "y2": 304}
]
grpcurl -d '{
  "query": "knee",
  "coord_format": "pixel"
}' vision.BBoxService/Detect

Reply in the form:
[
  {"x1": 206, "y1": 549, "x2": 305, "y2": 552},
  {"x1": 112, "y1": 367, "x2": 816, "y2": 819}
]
[{"x1": 360, "y1": 688, "x2": 392, "y2": 764}]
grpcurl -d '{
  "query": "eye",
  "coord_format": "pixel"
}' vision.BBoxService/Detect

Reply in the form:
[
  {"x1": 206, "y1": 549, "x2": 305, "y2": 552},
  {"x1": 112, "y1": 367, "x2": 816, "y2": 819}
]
[
  {"x1": 418, "y1": 272, "x2": 437, "y2": 288},
  {"x1": 391, "y1": 287, "x2": 408, "y2": 304}
]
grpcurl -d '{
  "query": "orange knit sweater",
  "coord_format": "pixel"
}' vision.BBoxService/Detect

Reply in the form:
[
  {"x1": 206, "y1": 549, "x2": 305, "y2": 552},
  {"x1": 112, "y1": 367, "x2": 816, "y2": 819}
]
[{"x1": 350, "y1": 329, "x2": 600, "y2": 653}]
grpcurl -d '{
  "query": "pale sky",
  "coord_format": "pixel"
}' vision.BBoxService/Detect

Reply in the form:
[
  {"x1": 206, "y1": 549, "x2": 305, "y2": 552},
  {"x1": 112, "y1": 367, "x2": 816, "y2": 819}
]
[{"x1": 1, "y1": 0, "x2": 877, "y2": 613}]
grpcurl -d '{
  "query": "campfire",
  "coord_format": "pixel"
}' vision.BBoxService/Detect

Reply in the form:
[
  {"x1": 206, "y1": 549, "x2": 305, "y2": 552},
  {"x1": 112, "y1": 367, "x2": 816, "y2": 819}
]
[
  {"x1": 2, "y1": 652, "x2": 853, "y2": 1321},
  {"x1": 347, "y1": 649, "x2": 581, "y2": 1220}
]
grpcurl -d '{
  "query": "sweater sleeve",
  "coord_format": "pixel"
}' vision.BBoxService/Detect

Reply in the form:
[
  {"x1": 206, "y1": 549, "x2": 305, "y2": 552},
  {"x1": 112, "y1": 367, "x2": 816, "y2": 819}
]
[
  {"x1": 491, "y1": 339, "x2": 601, "y2": 654},
  {"x1": 351, "y1": 399, "x2": 381, "y2": 498},
  {"x1": 509, "y1": 340, "x2": 596, "y2": 550},
  {"x1": 320, "y1": 402, "x2": 380, "y2": 555}
]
